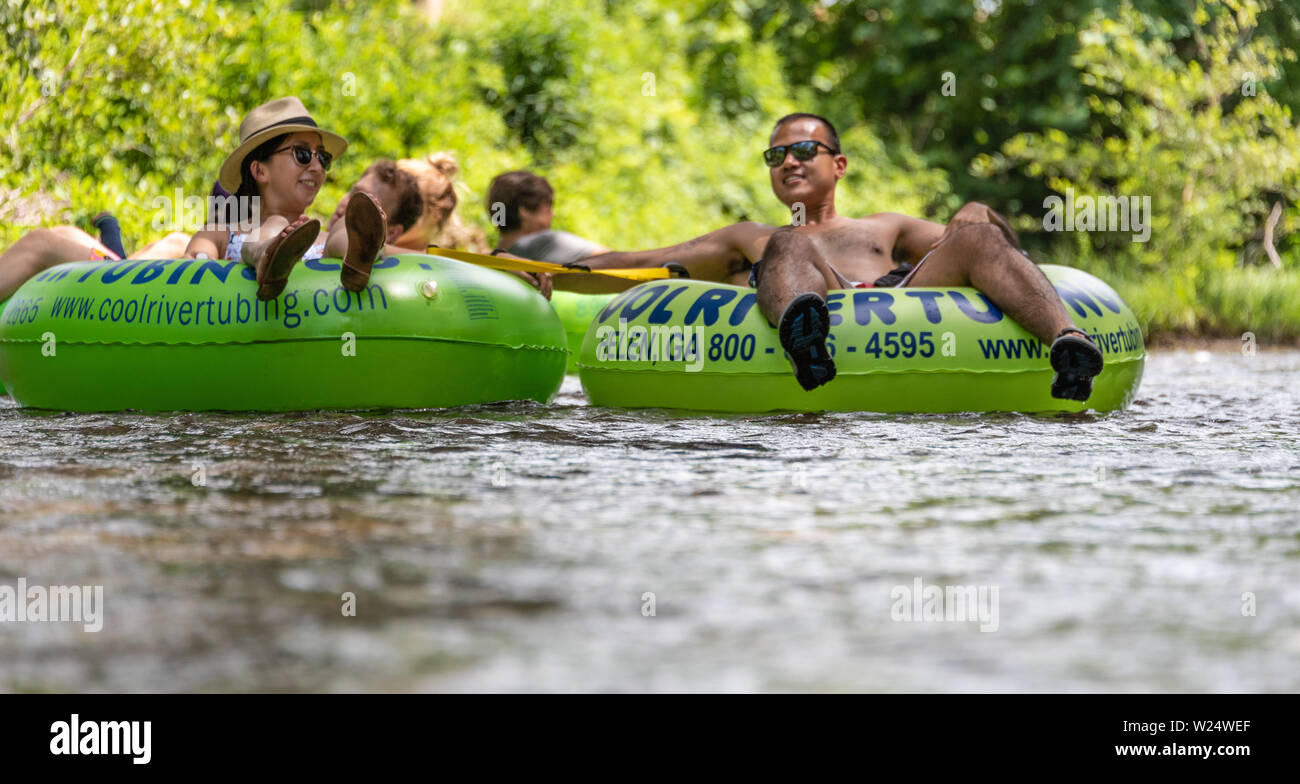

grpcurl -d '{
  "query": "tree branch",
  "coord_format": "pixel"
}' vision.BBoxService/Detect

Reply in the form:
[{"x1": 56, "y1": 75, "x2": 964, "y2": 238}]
[
  {"x1": 1263, "y1": 200, "x2": 1283, "y2": 269},
  {"x1": 16, "y1": 17, "x2": 93, "y2": 127}
]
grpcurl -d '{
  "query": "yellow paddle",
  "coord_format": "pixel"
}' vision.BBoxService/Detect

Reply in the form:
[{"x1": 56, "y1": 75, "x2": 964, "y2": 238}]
[{"x1": 425, "y1": 246, "x2": 670, "y2": 282}]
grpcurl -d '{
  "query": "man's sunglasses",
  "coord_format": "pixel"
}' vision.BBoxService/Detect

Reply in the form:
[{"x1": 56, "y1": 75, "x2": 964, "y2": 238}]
[
  {"x1": 763, "y1": 140, "x2": 839, "y2": 168},
  {"x1": 274, "y1": 144, "x2": 333, "y2": 171}
]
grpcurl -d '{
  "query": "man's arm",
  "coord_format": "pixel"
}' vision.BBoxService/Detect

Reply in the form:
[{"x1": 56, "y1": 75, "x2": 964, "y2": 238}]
[
  {"x1": 594, "y1": 222, "x2": 774, "y2": 269},
  {"x1": 555, "y1": 221, "x2": 774, "y2": 293},
  {"x1": 874, "y1": 213, "x2": 946, "y2": 265}
]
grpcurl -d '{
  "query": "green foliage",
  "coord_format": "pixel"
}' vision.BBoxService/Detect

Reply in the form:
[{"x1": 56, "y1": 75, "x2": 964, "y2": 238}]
[
  {"x1": 709, "y1": 0, "x2": 1149, "y2": 216},
  {"x1": 987, "y1": 0, "x2": 1300, "y2": 326},
  {"x1": 3, "y1": 0, "x2": 1298, "y2": 339},
  {"x1": 1, "y1": 0, "x2": 245, "y2": 231},
  {"x1": 712, "y1": 0, "x2": 1299, "y2": 215},
  {"x1": 1120, "y1": 266, "x2": 1300, "y2": 340},
  {"x1": 481, "y1": 21, "x2": 591, "y2": 160},
  {"x1": 0, "y1": 0, "x2": 942, "y2": 254}
]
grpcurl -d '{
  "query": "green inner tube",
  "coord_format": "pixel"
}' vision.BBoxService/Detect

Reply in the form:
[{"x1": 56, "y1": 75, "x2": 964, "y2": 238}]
[
  {"x1": 577, "y1": 265, "x2": 1146, "y2": 413},
  {"x1": 0, "y1": 297, "x2": 6, "y2": 396},
  {"x1": 0, "y1": 254, "x2": 567, "y2": 412},
  {"x1": 550, "y1": 289, "x2": 616, "y2": 374}
]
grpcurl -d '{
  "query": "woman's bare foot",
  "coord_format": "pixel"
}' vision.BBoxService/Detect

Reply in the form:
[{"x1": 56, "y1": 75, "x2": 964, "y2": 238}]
[
  {"x1": 340, "y1": 192, "x2": 387, "y2": 292},
  {"x1": 243, "y1": 216, "x2": 320, "y2": 301}
]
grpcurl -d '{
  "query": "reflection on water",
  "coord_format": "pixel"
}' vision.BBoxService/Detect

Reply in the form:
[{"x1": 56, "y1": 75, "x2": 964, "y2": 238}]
[{"x1": 0, "y1": 349, "x2": 1297, "y2": 692}]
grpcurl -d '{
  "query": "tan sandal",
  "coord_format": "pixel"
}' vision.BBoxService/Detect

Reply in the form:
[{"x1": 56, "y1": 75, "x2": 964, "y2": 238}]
[
  {"x1": 250, "y1": 216, "x2": 320, "y2": 301},
  {"x1": 340, "y1": 192, "x2": 387, "y2": 293}
]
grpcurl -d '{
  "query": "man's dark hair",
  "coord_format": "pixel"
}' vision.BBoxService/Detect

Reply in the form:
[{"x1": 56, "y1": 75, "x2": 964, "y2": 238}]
[
  {"x1": 487, "y1": 171, "x2": 555, "y2": 232},
  {"x1": 363, "y1": 159, "x2": 423, "y2": 233},
  {"x1": 771, "y1": 113, "x2": 841, "y2": 154}
]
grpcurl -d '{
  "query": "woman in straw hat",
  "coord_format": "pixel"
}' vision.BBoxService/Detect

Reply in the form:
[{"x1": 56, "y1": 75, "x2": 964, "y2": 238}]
[{"x1": 185, "y1": 96, "x2": 388, "y2": 300}]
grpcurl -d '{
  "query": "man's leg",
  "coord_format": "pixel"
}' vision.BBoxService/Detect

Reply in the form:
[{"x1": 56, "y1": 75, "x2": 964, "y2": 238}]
[
  {"x1": 0, "y1": 226, "x2": 114, "y2": 300},
  {"x1": 755, "y1": 229, "x2": 845, "y2": 326},
  {"x1": 323, "y1": 218, "x2": 348, "y2": 260},
  {"x1": 903, "y1": 224, "x2": 1071, "y2": 341},
  {"x1": 756, "y1": 230, "x2": 845, "y2": 390},
  {"x1": 131, "y1": 232, "x2": 191, "y2": 260},
  {"x1": 903, "y1": 223, "x2": 1103, "y2": 400}
]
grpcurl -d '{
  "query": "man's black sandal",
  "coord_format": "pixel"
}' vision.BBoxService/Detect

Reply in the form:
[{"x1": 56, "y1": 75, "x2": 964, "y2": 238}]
[
  {"x1": 1049, "y1": 327, "x2": 1104, "y2": 401},
  {"x1": 778, "y1": 293, "x2": 836, "y2": 391}
]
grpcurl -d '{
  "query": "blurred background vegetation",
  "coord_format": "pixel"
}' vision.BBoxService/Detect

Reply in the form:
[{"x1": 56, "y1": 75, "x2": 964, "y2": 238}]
[{"x1": 2, "y1": 0, "x2": 1298, "y2": 339}]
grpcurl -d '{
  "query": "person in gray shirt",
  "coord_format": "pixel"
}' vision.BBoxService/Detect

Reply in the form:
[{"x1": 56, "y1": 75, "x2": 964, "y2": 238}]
[{"x1": 487, "y1": 171, "x2": 609, "y2": 264}]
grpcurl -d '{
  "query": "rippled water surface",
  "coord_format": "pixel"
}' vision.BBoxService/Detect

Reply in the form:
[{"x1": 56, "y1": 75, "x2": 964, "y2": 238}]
[{"x1": 1, "y1": 349, "x2": 1297, "y2": 692}]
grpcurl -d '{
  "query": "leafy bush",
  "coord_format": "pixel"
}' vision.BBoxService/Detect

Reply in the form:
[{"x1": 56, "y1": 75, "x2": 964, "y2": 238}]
[
  {"x1": 713, "y1": 0, "x2": 1300, "y2": 216},
  {"x1": 0, "y1": 0, "x2": 244, "y2": 233},
  {"x1": 4, "y1": 0, "x2": 1296, "y2": 339},
  {"x1": 0, "y1": 0, "x2": 941, "y2": 254},
  {"x1": 1119, "y1": 266, "x2": 1300, "y2": 340},
  {"x1": 981, "y1": 0, "x2": 1300, "y2": 334}
]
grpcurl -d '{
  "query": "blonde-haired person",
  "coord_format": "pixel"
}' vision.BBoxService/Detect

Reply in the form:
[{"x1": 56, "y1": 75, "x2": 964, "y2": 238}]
[
  {"x1": 394, "y1": 152, "x2": 553, "y2": 297},
  {"x1": 394, "y1": 152, "x2": 489, "y2": 253}
]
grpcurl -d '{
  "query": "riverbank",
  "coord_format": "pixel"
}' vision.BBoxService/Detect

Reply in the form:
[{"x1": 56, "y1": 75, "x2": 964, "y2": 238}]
[
  {"x1": 1143, "y1": 335, "x2": 1300, "y2": 351},
  {"x1": 1117, "y1": 265, "x2": 1300, "y2": 343}
]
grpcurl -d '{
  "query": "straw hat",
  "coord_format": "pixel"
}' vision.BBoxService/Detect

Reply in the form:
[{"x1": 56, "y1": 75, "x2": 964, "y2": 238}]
[{"x1": 217, "y1": 96, "x2": 347, "y2": 192}]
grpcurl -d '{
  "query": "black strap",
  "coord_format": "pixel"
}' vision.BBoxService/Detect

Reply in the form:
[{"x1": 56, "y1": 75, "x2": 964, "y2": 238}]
[
  {"x1": 1055, "y1": 327, "x2": 1094, "y2": 343},
  {"x1": 259, "y1": 115, "x2": 318, "y2": 133}
]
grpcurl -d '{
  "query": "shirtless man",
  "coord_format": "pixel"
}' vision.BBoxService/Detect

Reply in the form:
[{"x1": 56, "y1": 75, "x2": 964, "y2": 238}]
[{"x1": 568, "y1": 113, "x2": 1104, "y2": 401}]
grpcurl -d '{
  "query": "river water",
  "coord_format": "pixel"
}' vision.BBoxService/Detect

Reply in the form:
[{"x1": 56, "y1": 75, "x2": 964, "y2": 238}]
[{"x1": 0, "y1": 348, "x2": 1296, "y2": 692}]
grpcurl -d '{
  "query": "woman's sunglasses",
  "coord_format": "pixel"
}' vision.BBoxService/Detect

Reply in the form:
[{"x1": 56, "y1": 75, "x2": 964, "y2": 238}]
[
  {"x1": 762, "y1": 140, "x2": 839, "y2": 168},
  {"x1": 274, "y1": 144, "x2": 333, "y2": 171}
]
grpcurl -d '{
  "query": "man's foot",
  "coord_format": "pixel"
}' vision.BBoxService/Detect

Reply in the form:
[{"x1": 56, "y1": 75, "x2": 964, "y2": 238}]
[
  {"x1": 248, "y1": 216, "x2": 320, "y2": 301},
  {"x1": 1050, "y1": 327, "x2": 1104, "y2": 401},
  {"x1": 340, "y1": 192, "x2": 387, "y2": 292},
  {"x1": 778, "y1": 293, "x2": 836, "y2": 391}
]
